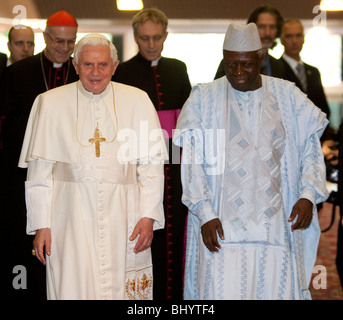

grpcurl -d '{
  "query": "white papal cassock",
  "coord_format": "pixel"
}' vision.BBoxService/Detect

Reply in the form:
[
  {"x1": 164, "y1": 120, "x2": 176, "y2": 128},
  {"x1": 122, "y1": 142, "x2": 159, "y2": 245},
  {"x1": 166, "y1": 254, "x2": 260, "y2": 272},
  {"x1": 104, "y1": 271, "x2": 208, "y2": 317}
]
[{"x1": 19, "y1": 81, "x2": 168, "y2": 300}]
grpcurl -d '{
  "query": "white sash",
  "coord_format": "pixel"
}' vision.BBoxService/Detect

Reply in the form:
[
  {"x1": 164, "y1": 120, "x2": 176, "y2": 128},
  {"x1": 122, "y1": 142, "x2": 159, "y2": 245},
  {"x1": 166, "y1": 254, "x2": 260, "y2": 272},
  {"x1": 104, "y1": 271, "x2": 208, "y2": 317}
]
[{"x1": 52, "y1": 156, "x2": 137, "y2": 185}]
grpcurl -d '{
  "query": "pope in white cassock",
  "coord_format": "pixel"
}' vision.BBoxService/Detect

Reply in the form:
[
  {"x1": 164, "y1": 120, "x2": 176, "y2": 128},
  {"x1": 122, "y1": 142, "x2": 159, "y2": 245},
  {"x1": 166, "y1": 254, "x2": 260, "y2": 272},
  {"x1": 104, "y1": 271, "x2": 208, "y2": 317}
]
[
  {"x1": 173, "y1": 23, "x2": 329, "y2": 300},
  {"x1": 19, "y1": 34, "x2": 168, "y2": 300}
]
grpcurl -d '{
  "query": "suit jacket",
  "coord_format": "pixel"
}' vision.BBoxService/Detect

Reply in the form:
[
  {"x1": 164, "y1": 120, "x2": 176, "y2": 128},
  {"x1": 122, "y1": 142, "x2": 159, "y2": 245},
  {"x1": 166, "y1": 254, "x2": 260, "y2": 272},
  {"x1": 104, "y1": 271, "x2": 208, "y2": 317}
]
[
  {"x1": 279, "y1": 57, "x2": 330, "y2": 117},
  {"x1": 214, "y1": 53, "x2": 285, "y2": 80},
  {"x1": 264, "y1": 54, "x2": 285, "y2": 78},
  {"x1": 0, "y1": 52, "x2": 7, "y2": 78}
]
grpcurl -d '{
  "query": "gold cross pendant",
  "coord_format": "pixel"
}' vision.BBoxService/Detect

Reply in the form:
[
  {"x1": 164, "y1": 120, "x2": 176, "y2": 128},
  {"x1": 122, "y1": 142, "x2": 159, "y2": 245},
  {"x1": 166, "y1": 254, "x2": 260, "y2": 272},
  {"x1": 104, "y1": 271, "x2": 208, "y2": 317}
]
[{"x1": 89, "y1": 128, "x2": 106, "y2": 157}]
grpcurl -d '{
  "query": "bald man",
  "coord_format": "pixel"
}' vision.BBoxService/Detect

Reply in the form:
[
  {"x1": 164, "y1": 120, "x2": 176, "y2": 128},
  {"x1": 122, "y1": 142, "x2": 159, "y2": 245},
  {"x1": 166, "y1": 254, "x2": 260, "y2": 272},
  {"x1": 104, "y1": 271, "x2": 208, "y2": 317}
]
[
  {"x1": 279, "y1": 18, "x2": 330, "y2": 118},
  {"x1": 7, "y1": 25, "x2": 35, "y2": 66}
]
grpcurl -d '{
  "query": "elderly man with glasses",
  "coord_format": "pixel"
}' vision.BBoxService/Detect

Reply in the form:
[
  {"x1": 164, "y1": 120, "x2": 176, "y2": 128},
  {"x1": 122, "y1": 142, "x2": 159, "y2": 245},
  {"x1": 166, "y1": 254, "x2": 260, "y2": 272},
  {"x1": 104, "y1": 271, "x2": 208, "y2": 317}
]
[{"x1": 0, "y1": 10, "x2": 79, "y2": 300}]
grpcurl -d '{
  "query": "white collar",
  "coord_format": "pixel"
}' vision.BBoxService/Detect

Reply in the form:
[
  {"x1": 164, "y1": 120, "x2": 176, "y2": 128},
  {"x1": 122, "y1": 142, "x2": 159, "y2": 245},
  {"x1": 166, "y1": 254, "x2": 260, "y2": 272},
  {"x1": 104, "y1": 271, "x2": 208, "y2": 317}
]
[
  {"x1": 78, "y1": 80, "x2": 112, "y2": 100},
  {"x1": 53, "y1": 62, "x2": 63, "y2": 68},
  {"x1": 151, "y1": 56, "x2": 161, "y2": 67}
]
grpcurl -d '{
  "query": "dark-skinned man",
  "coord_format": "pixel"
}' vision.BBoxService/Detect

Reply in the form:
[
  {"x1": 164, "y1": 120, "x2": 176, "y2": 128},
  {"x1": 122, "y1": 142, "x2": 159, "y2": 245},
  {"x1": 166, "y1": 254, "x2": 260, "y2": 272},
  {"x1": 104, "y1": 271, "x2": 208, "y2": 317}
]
[{"x1": 174, "y1": 23, "x2": 328, "y2": 300}]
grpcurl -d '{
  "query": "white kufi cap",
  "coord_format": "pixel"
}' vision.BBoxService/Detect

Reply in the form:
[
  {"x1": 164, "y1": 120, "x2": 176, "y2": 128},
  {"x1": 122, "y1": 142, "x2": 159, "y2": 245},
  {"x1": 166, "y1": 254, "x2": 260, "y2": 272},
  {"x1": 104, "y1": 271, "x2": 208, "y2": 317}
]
[{"x1": 223, "y1": 23, "x2": 262, "y2": 52}]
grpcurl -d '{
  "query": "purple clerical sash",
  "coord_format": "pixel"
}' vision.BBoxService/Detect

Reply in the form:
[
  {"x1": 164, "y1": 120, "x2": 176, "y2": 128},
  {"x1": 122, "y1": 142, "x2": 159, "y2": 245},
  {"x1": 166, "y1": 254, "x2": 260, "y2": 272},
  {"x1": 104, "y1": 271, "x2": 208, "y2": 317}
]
[{"x1": 157, "y1": 109, "x2": 181, "y2": 139}]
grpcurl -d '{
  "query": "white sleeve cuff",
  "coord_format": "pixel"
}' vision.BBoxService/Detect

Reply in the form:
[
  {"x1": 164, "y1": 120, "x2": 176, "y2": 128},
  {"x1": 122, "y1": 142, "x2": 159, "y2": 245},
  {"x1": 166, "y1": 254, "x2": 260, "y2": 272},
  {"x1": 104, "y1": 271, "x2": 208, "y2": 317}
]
[
  {"x1": 194, "y1": 200, "x2": 218, "y2": 227},
  {"x1": 25, "y1": 180, "x2": 53, "y2": 235},
  {"x1": 137, "y1": 162, "x2": 165, "y2": 231},
  {"x1": 299, "y1": 188, "x2": 316, "y2": 207}
]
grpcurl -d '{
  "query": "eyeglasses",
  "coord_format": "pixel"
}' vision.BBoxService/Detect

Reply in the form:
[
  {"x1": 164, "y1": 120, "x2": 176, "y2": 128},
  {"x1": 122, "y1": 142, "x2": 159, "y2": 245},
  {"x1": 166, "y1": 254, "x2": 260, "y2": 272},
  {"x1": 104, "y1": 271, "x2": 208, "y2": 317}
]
[{"x1": 45, "y1": 32, "x2": 76, "y2": 47}]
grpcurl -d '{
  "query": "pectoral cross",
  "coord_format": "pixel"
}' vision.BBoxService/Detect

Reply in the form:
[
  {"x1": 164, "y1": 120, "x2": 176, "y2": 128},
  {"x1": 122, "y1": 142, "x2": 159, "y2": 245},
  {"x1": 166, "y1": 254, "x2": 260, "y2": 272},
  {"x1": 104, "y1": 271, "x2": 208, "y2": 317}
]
[{"x1": 89, "y1": 128, "x2": 106, "y2": 157}]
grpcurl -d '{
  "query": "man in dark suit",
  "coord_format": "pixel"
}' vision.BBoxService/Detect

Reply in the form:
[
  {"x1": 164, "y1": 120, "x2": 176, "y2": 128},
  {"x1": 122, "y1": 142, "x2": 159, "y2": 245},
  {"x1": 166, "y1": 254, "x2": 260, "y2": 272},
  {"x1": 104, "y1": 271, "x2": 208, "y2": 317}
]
[
  {"x1": 279, "y1": 18, "x2": 330, "y2": 118},
  {"x1": 280, "y1": 18, "x2": 330, "y2": 213},
  {"x1": 214, "y1": 5, "x2": 285, "y2": 79}
]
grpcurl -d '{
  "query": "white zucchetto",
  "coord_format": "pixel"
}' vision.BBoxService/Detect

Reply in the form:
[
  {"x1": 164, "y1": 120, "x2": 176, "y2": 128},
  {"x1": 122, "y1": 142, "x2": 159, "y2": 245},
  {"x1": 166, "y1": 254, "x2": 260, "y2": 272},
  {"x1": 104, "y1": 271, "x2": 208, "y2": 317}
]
[{"x1": 223, "y1": 23, "x2": 262, "y2": 52}]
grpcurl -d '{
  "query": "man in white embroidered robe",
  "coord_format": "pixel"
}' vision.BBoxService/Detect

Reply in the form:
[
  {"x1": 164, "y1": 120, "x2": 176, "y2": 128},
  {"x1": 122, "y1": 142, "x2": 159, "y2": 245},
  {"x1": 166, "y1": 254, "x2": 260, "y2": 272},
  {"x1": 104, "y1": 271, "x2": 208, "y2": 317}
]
[
  {"x1": 18, "y1": 34, "x2": 168, "y2": 300},
  {"x1": 173, "y1": 23, "x2": 328, "y2": 300}
]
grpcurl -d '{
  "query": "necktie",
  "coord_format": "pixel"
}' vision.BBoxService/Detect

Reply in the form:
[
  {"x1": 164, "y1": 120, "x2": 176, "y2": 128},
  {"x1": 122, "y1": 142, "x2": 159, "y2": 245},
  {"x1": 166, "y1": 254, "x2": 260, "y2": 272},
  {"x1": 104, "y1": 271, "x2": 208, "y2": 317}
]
[{"x1": 296, "y1": 63, "x2": 307, "y2": 93}]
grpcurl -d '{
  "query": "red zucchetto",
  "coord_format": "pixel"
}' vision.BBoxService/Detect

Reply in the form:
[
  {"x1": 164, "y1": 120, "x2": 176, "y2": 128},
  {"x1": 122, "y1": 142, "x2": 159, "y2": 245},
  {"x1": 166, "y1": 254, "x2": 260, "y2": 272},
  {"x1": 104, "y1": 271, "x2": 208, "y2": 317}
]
[{"x1": 46, "y1": 10, "x2": 78, "y2": 27}]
